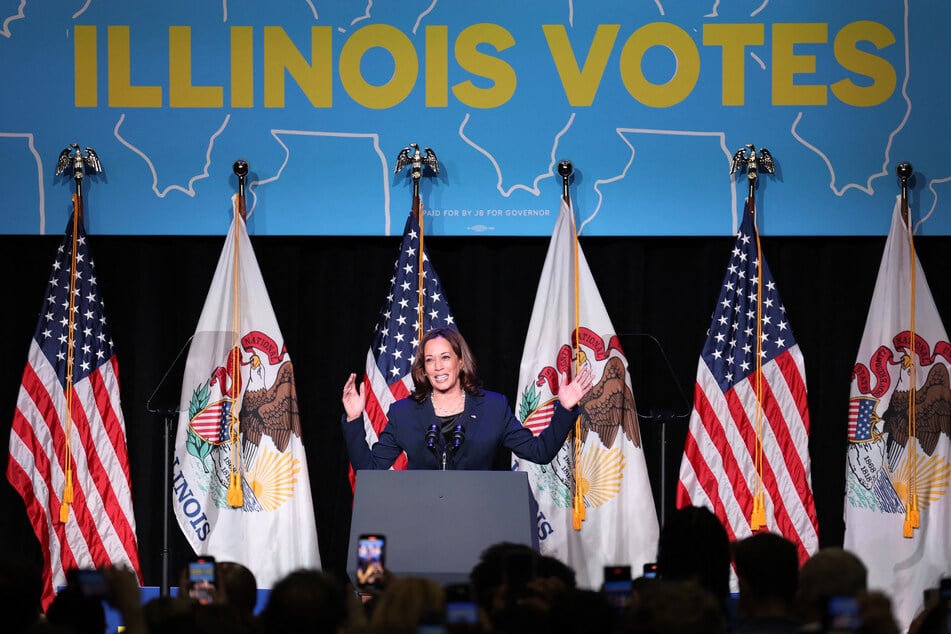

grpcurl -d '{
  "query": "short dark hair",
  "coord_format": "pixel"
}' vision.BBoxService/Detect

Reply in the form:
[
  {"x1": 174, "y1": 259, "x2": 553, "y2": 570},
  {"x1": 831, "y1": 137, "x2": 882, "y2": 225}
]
[
  {"x1": 732, "y1": 532, "x2": 799, "y2": 604},
  {"x1": 259, "y1": 569, "x2": 347, "y2": 634},
  {"x1": 657, "y1": 505, "x2": 731, "y2": 606},
  {"x1": 216, "y1": 561, "x2": 258, "y2": 615}
]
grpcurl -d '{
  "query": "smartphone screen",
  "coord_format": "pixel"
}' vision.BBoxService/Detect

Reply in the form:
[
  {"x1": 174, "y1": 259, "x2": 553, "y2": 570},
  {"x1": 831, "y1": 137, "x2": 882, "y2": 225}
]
[
  {"x1": 444, "y1": 582, "x2": 479, "y2": 625},
  {"x1": 67, "y1": 568, "x2": 110, "y2": 599},
  {"x1": 188, "y1": 556, "x2": 217, "y2": 605},
  {"x1": 602, "y1": 565, "x2": 633, "y2": 611},
  {"x1": 356, "y1": 534, "x2": 386, "y2": 591},
  {"x1": 824, "y1": 595, "x2": 862, "y2": 634}
]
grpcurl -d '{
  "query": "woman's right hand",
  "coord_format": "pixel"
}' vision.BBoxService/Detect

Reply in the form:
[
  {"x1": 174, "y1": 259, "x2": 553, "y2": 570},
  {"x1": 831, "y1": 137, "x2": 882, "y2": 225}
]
[{"x1": 342, "y1": 373, "x2": 366, "y2": 421}]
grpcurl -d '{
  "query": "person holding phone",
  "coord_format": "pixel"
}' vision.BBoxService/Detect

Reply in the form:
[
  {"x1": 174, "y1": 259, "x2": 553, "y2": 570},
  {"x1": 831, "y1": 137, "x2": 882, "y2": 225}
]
[
  {"x1": 341, "y1": 327, "x2": 594, "y2": 471},
  {"x1": 355, "y1": 534, "x2": 386, "y2": 591},
  {"x1": 187, "y1": 556, "x2": 218, "y2": 605}
]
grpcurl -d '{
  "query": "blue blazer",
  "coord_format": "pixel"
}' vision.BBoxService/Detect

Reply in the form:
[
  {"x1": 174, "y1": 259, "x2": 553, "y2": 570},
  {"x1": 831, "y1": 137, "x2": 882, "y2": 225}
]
[{"x1": 341, "y1": 390, "x2": 578, "y2": 470}]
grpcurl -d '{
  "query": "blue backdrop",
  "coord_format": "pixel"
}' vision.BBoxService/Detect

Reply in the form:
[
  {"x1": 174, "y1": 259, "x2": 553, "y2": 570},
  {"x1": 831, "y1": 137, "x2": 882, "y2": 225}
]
[{"x1": 1, "y1": 1, "x2": 946, "y2": 236}]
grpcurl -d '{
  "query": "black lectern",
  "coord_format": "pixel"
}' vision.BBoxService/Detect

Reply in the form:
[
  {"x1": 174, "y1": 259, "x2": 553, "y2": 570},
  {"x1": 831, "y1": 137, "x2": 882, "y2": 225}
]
[{"x1": 347, "y1": 470, "x2": 538, "y2": 586}]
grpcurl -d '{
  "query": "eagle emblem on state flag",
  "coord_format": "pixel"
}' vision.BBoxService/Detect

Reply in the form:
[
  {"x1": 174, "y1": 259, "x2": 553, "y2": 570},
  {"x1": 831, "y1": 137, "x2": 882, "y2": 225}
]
[
  {"x1": 520, "y1": 329, "x2": 637, "y2": 510},
  {"x1": 847, "y1": 334, "x2": 951, "y2": 513},
  {"x1": 183, "y1": 334, "x2": 305, "y2": 514}
]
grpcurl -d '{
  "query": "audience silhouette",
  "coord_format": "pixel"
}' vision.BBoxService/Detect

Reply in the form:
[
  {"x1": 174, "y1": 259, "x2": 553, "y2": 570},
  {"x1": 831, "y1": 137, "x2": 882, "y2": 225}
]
[
  {"x1": 17, "y1": 517, "x2": 944, "y2": 634},
  {"x1": 732, "y1": 532, "x2": 803, "y2": 633},
  {"x1": 795, "y1": 547, "x2": 868, "y2": 631},
  {"x1": 656, "y1": 505, "x2": 732, "y2": 621}
]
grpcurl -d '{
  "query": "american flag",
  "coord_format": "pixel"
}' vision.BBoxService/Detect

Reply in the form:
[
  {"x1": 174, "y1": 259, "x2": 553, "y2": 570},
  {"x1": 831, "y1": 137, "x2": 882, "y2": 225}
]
[
  {"x1": 354, "y1": 209, "x2": 456, "y2": 483},
  {"x1": 676, "y1": 202, "x2": 819, "y2": 564},
  {"x1": 7, "y1": 210, "x2": 141, "y2": 608}
]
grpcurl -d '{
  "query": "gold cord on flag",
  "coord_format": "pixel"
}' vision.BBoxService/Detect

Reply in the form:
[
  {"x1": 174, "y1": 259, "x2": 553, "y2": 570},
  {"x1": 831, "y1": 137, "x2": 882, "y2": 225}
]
[
  {"x1": 60, "y1": 196, "x2": 81, "y2": 524},
  {"x1": 568, "y1": 198, "x2": 586, "y2": 531},
  {"x1": 903, "y1": 204, "x2": 920, "y2": 537},
  {"x1": 417, "y1": 198, "x2": 425, "y2": 342},
  {"x1": 750, "y1": 208, "x2": 767, "y2": 531},
  {"x1": 226, "y1": 211, "x2": 244, "y2": 508}
]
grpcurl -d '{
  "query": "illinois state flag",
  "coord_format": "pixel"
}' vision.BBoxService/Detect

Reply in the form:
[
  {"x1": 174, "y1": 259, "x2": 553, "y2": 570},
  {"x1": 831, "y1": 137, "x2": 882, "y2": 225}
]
[
  {"x1": 173, "y1": 206, "x2": 320, "y2": 588},
  {"x1": 7, "y1": 210, "x2": 141, "y2": 608},
  {"x1": 677, "y1": 201, "x2": 819, "y2": 563},
  {"x1": 354, "y1": 208, "x2": 455, "y2": 482},
  {"x1": 844, "y1": 199, "x2": 951, "y2": 632},
  {"x1": 515, "y1": 199, "x2": 658, "y2": 589}
]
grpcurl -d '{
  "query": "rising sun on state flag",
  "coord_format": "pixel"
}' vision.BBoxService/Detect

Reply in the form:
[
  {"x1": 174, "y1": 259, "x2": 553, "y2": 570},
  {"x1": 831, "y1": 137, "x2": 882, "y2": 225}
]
[
  {"x1": 677, "y1": 200, "x2": 819, "y2": 564},
  {"x1": 7, "y1": 207, "x2": 141, "y2": 608},
  {"x1": 515, "y1": 198, "x2": 659, "y2": 589},
  {"x1": 844, "y1": 198, "x2": 951, "y2": 632},
  {"x1": 352, "y1": 205, "x2": 456, "y2": 486},
  {"x1": 173, "y1": 202, "x2": 320, "y2": 589}
]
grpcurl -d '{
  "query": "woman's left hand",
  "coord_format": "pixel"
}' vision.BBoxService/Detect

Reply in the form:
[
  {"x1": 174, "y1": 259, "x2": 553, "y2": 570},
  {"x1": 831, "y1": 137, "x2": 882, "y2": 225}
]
[{"x1": 559, "y1": 364, "x2": 594, "y2": 409}]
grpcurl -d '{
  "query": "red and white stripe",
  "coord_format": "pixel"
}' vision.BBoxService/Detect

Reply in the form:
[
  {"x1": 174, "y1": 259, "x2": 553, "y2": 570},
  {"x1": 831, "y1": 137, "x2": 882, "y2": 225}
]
[
  {"x1": 7, "y1": 342, "x2": 141, "y2": 608},
  {"x1": 190, "y1": 402, "x2": 225, "y2": 443},
  {"x1": 347, "y1": 349, "x2": 411, "y2": 487},
  {"x1": 677, "y1": 345, "x2": 819, "y2": 563},
  {"x1": 522, "y1": 400, "x2": 556, "y2": 437}
]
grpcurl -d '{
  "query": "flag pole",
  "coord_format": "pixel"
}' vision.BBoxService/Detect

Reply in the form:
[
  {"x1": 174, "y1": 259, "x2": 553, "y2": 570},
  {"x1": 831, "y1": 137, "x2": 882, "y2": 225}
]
[
  {"x1": 559, "y1": 160, "x2": 586, "y2": 530},
  {"x1": 559, "y1": 159, "x2": 572, "y2": 202},
  {"x1": 53, "y1": 144, "x2": 103, "y2": 523},
  {"x1": 730, "y1": 144, "x2": 776, "y2": 532},
  {"x1": 234, "y1": 159, "x2": 249, "y2": 222},
  {"x1": 896, "y1": 161, "x2": 920, "y2": 536},
  {"x1": 394, "y1": 144, "x2": 439, "y2": 340},
  {"x1": 226, "y1": 159, "x2": 250, "y2": 508}
]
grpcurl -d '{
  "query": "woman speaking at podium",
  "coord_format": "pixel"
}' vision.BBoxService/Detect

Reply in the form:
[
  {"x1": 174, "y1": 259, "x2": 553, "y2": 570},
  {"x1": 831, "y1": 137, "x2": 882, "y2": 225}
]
[{"x1": 340, "y1": 327, "x2": 593, "y2": 470}]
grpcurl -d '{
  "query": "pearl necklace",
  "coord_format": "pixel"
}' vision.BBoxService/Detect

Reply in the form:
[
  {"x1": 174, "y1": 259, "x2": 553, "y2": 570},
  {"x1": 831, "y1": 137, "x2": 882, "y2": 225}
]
[{"x1": 432, "y1": 390, "x2": 465, "y2": 416}]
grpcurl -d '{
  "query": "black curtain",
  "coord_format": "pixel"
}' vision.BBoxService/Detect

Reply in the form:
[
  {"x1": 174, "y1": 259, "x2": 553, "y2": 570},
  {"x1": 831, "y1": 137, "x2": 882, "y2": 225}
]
[{"x1": 3, "y1": 231, "x2": 949, "y2": 587}]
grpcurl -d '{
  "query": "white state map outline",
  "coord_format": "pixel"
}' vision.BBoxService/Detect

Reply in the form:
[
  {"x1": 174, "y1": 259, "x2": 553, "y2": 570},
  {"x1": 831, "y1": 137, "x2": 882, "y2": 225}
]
[
  {"x1": 256, "y1": 129, "x2": 390, "y2": 231},
  {"x1": 113, "y1": 113, "x2": 229, "y2": 199},
  {"x1": 1, "y1": 0, "x2": 26, "y2": 37},
  {"x1": 0, "y1": 133, "x2": 45, "y2": 232},
  {"x1": 458, "y1": 112, "x2": 574, "y2": 199},
  {"x1": 789, "y1": 0, "x2": 911, "y2": 200},
  {"x1": 584, "y1": 129, "x2": 737, "y2": 235}
]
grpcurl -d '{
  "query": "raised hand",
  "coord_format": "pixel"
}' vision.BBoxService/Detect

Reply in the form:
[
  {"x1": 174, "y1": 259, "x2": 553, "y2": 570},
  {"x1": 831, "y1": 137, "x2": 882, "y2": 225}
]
[
  {"x1": 558, "y1": 364, "x2": 594, "y2": 410},
  {"x1": 342, "y1": 373, "x2": 366, "y2": 421}
]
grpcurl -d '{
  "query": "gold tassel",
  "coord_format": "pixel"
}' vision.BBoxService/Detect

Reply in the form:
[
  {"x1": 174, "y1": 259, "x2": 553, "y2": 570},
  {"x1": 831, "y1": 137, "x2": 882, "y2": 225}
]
[
  {"x1": 227, "y1": 471, "x2": 243, "y2": 507},
  {"x1": 908, "y1": 493, "x2": 920, "y2": 530},
  {"x1": 903, "y1": 516, "x2": 914, "y2": 538},
  {"x1": 750, "y1": 492, "x2": 766, "y2": 531},
  {"x1": 60, "y1": 468, "x2": 74, "y2": 522},
  {"x1": 572, "y1": 415, "x2": 585, "y2": 531},
  {"x1": 63, "y1": 467, "x2": 74, "y2": 503},
  {"x1": 572, "y1": 485, "x2": 584, "y2": 529},
  {"x1": 572, "y1": 489, "x2": 585, "y2": 530}
]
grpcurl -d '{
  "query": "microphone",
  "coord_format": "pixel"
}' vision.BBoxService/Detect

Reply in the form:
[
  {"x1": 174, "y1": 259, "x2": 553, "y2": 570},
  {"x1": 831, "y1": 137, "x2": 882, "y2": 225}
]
[
  {"x1": 425, "y1": 424, "x2": 439, "y2": 453},
  {"x1": 449, "y1": 424, "x2": 466, "y2": 453}
]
